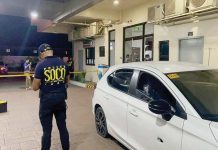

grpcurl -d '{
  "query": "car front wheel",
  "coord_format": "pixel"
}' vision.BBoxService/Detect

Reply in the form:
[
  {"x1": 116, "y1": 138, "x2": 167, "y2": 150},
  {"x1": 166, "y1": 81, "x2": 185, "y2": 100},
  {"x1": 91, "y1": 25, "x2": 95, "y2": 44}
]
[{"x1": 95, "y1": 106, "x2": 109, "y2": 138}]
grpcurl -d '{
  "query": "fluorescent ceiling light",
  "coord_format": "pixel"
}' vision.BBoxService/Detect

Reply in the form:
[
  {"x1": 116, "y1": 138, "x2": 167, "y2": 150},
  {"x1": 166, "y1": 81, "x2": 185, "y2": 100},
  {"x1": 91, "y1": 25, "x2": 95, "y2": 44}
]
[
  {"x1": 30, "y1": 11, "x2": 38, "y2": 19},
  {"x1": 113, "y1": 0, "x2": 119, "y2": 5}
]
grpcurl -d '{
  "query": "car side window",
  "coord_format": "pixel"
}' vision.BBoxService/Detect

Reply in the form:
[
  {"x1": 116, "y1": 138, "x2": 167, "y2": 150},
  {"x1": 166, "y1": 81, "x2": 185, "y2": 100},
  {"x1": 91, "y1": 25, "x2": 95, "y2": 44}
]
[
  {"x1": 108, "y1": 69, "x2": 134, "y2": 93},
  {"x1": 135, "y1": 71, "x2": 177, "y2": 108}
]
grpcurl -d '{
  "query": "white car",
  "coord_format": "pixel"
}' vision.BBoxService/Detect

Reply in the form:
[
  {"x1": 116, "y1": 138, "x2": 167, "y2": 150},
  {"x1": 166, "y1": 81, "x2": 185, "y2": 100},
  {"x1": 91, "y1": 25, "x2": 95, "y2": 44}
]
[{"x1": 92, "y1": 62, "x2": 218, "y2": 150}]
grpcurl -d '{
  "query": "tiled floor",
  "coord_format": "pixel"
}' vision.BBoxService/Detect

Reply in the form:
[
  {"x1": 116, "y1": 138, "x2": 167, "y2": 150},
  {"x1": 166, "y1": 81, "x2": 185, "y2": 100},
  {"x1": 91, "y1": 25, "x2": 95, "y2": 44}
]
[{"x1": 0, "y1": 78, "x2": 125, "y2": 150}]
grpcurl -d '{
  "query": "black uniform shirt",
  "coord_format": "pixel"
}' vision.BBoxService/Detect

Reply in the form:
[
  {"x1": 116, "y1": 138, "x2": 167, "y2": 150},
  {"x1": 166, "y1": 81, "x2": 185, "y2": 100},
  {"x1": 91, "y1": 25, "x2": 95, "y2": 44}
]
[{"x1": 35, "y1": 56, "x2": 69, "y2": 93}]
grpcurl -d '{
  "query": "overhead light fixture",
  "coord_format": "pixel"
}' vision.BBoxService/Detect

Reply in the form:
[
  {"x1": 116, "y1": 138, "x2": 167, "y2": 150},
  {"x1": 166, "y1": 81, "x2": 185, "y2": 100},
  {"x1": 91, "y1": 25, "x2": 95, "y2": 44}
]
[
  {"x1": 30, "y1": 11, "x2": 38, "y2": 19},
  {"x1": 113, "y1": 0, "x2": 119, "y2": 6}
]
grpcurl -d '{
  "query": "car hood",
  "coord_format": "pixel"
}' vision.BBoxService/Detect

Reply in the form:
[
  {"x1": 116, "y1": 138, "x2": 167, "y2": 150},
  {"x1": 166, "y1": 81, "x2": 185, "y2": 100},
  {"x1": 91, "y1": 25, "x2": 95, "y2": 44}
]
[{"x1": 210, "y1": 122, "x2": 218, "y2": 142}]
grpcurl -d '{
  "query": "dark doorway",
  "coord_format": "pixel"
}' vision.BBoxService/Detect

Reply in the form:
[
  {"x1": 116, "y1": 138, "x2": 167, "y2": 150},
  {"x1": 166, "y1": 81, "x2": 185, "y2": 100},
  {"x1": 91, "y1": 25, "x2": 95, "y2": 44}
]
[{"x1": 159, "y1": 40, "x2": 169, "y2": 61}]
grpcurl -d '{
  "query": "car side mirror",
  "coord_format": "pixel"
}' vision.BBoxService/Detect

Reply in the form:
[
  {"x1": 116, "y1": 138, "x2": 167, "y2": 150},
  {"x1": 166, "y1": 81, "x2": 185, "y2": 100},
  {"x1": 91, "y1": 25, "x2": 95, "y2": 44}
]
[{"x1": 148, "y1": 100, "x2": 174, "y2": 121}]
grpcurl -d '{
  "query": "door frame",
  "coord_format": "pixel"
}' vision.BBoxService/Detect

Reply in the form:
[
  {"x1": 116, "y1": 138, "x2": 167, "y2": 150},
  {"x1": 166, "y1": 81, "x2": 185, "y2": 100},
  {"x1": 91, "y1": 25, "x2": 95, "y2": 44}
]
[
  {"x1": 108, "y1": 29, "x2": 115, "y2": 66},
  {"x1": 78, "y1": 50, "x2": 84, "y2": 71},
  {"x1": 123, "y1": 23, "x2": 145, "y2": 63}
]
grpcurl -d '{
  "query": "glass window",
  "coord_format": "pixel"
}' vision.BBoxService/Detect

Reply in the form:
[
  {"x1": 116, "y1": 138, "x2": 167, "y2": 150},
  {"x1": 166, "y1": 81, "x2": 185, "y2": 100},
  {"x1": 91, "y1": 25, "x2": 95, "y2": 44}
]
[
  {"x1": 99, "y1": 46, "x2": 105, "y2": 57},
  {"x1": 86, "y1": 47, "x2": 95, "y2": 65},
  {"x1": 135, "y1": 72, "x2": 177, "y2": 107},
  {"x1": 125, "y1": 25, "x2": 143, "y2": 38},
  {"x1": 144, "y1": 36, "x2": 154, "y2": 61},
  {"x1": 124, "y1": 24, "x2": 143, "y2": 63},
  {"x1": 124, "y1": 39, "x2": 142, "y2": 63},
  {"x1": 167, "y1": 70, "x2": 218, "y2": 122},
  {"x1": 144, "y1": 23, "x2": 154, "y2": 35},
  {"x1": 108, "y1": 69, "x2": 133, "y2": 93},
  {"x1": 110, "y1": 30, "x2": 115, "y2": 41},
  {"x1": 123, "y1": 23, "x2": 154, "y2": 63},
  {"x1": 159, "y1": 40, "x2": 169, "y2": 61}
]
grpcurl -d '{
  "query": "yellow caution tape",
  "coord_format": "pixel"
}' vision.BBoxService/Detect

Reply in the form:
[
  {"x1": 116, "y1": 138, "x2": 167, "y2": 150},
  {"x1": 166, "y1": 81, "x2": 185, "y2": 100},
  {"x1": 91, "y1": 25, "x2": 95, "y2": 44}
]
[
  {"x1": 8, "y1": 72, "x2": 34, "y2": 74},
  {"x1": 0, "y1": 100, "x2": 7, "y2": 104},
  {"x1": 0, "y1": 74, "x2": 34, "y2": 78},
  {"x1": 0, "y1": 70, "x2": 98, "y2": 78},
  {"x1": 70, "y1": 70, "x2": 98, "y2": 74}
]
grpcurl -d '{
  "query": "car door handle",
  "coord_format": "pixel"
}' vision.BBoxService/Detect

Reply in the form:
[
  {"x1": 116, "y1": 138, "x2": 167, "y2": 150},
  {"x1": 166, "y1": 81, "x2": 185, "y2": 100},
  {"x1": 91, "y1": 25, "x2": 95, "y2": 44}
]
[{"x1": 129, "y1": 111, "x2": 138, "y2": 117}]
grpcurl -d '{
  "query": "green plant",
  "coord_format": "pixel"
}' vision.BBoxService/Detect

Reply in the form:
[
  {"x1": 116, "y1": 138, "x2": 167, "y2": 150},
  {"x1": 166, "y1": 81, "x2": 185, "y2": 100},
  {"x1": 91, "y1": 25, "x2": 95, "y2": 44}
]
[
  {"x1": 73, "y1": 74, "x2": 79, "y2": 81},
  {"x1": 81, "y1": 72, "x2": 86, "y2": 79},
  {"x1": 80, "y1": 72, "x2": 86, "y2": 83}
]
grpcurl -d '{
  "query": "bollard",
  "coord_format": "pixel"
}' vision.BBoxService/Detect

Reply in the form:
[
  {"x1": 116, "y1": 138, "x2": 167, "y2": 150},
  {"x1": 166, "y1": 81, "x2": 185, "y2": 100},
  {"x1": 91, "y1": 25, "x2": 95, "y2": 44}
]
[{"x1": 0, "y1": 100, "x2": 7, "y2": 113}]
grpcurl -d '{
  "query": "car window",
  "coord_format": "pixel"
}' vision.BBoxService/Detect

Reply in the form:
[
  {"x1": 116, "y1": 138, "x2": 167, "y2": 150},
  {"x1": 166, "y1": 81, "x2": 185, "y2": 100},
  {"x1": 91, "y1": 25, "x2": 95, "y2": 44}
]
[
  {"x1": 134, "y1": 71, "x2": 183, "y2": 114},
  {"x1": 108, "y1": 69, "x2": 133, "y2": 93},
  {"x1": 0, "y1": 62, "x2": 4, "y2": 65}
]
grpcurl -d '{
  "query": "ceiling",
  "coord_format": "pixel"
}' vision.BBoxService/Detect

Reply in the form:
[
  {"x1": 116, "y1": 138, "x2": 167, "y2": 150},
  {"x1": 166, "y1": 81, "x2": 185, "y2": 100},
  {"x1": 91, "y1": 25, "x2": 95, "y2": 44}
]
[
  {"x1": 92, "y1": 0, "x2": 148, "y2": 11},
  {"x1": 0, "y1": 0, "x2": 66, "y2": 19},
  {"x1": 61, "y1": 0, "x2": 149, "y2": 28},
  {"x1": 0, "y1": 0, "x2": 151, "y2": 33},
  {"x1": 0, "y1": 0, "x2": 103, "y2": 33}
]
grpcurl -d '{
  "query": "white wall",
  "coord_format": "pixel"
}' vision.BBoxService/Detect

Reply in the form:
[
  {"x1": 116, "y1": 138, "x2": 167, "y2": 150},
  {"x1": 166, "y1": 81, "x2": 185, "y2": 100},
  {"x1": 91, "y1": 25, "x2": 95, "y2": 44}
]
[
  {"x1": 73, "y1": 41, "x2": 84, "y2": 71},
  {"x1": 121, "y1": 0, "x2": 163, "y2": 25},
  {"x1": 73, "y1": 35, "x2": 107, "y2": 82},
  {"x1": 85, "y1": 36, "x2": 106, "y2": 82},
  {"x1": 154, "y1": 19, "x2": 218, "y2": 68}
]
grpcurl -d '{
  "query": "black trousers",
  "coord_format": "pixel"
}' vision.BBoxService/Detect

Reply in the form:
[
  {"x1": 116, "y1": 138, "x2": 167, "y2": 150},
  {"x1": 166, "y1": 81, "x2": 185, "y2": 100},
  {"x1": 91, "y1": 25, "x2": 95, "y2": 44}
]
[{"x1": 39, "y1": 93, "x2": 70, "y2": 150}]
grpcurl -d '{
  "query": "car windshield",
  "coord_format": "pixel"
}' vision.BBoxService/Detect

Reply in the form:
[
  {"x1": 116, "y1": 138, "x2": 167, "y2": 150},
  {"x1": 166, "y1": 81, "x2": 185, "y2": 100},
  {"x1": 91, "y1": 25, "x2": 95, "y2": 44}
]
[{"x1": 166, "y1": 70, "x2": 218, "y2": 122}]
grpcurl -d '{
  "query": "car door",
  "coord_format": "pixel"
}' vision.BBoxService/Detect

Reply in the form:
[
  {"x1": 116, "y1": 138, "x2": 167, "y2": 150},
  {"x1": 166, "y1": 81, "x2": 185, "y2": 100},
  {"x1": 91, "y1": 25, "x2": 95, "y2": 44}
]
[
  {"x1": 104, "y1": 69, "x2": 134, "y2": 144},
  {"x1": 127, "y1": 70, "x2": 186, "y2": 150}
]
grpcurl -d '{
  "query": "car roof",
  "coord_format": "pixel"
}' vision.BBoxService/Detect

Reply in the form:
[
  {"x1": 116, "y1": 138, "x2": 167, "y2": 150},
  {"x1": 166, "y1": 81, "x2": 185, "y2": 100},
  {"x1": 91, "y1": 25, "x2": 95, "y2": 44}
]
[{"x1": 114, "y1": 62, "x2": 214, "y2": 74}]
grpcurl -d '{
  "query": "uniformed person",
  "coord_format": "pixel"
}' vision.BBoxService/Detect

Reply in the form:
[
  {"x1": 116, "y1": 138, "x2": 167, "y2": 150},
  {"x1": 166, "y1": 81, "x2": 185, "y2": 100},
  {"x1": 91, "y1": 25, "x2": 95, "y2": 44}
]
[{"x1": 32, "y1": 44, "x2": 70, "y2": 150}]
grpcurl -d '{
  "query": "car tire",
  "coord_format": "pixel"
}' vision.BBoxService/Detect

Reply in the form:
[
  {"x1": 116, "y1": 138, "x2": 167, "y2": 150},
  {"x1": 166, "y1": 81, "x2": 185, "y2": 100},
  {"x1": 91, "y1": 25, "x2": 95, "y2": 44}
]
[{"x1": 95, "y1": 106, "x2": 109, "y2": 138}]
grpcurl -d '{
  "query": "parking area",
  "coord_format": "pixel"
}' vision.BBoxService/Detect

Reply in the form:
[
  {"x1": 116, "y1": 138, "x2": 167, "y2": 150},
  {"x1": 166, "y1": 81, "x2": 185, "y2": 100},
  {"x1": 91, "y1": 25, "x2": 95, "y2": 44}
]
[{"x1": 0, "y1": 79, "x2": 125, "y2": 150}]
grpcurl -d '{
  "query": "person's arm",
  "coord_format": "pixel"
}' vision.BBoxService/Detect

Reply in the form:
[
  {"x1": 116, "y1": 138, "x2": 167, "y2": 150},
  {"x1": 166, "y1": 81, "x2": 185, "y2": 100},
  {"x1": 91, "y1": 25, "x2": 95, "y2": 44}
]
[
  {"x1": 66, "y1": 75, "x2": 70, "y2": 84},
  {"x1": 32, "y1": 78, "x2": 41, "y2": 91},
  {"x1": 65, "y1": 65, "x2": 70, "y2": 88}
]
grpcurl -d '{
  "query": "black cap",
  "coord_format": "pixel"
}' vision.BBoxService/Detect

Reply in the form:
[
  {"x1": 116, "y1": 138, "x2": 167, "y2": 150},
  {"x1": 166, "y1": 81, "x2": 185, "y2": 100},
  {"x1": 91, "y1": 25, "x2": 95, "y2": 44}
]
[{"x1": 38, "y1": 43, "x2": 52, "y2": 54}]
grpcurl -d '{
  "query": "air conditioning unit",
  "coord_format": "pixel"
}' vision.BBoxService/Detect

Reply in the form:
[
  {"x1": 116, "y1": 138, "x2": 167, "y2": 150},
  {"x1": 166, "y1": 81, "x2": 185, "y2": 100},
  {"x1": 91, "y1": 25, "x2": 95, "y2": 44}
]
[
  {"x1": 189, "y1": 0, "x2": 218, "y2": 12},
  {"x1": 165, "y1": 0, "x2": 187, "y2": 17},
  {"x1": 147, "y1": 5, "x2": 164, "y2": 22},
  {"x1": 72, "y1": 22, "x2": 104, "y2": 40},
  {"x1": 87, "y1": 22, "x2": 97, "y2": 37}
]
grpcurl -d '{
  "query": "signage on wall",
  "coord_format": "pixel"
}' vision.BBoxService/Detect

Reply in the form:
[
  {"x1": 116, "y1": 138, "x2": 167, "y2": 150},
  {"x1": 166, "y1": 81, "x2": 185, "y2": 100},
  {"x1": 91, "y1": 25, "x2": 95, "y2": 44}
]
[
  {"x1": 83, "y1": 40, "x2": 95, "y2": 48},
  {"x1": 6, "y1": 49, "x2": 10, "y2": 53},
  {"x1": 132, "y1": 25, "x2": 142, "y2": 32},
  {"x1": 188, "y1": 32, "x2": 193, "y2": 37}
]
